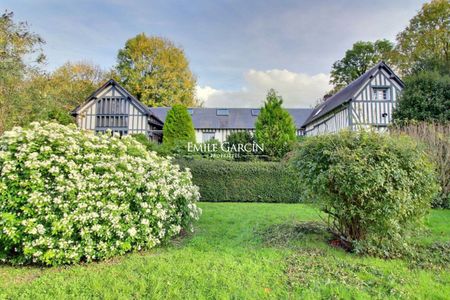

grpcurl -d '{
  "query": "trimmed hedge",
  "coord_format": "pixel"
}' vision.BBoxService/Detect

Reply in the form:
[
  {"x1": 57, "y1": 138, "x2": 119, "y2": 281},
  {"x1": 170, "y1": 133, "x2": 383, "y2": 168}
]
[{"x1": 176, "y1": 159, "x2": 303, "y2": 202}]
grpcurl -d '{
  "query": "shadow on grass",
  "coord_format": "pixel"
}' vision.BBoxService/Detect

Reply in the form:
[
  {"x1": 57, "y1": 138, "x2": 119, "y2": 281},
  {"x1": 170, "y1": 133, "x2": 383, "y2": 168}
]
[
  {"x1": 257, "y1": 220, "x2": 450, "y2": 271},
  {"x1": 255, "y1": 221, "x2": 330, "y2": 248}
]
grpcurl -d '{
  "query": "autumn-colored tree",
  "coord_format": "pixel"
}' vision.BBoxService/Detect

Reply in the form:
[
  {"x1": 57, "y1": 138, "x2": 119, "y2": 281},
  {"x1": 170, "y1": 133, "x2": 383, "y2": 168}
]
[
  {"x1": 395, "y1": 0, "x2": 450, "y2": 76},
  {"x1": 330, "y1": 40, "x2": 395, "y2": 91},
  {"x1": 116, "y1": 34, "x2": 197, "y2": 107},
  {"x1": 0, "y1": 11, "x2": 45, "y2": 132},
  {"x1": 34, "y1": 61, "x2": 107, "y2": 124},
  {"x1": 47, "y1": 61, "x2": 106, "y2": 109},
  {"x1": 255, "y1": 89, "x2": 296, "y2": 159},
  {"x1": 0, "y1": 12, "x2": 109, "y2": 132}
]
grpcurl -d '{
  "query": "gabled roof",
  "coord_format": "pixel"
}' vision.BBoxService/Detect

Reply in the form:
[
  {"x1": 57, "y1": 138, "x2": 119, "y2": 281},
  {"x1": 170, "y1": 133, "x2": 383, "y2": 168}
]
[
  {"x1": 70, "y1": 79, "x2": 161, "y2": 123},
  {"x1": 301, "y1": 61, "x2": 404, "y2": 127},
  {"x1": 150, "y1": 107, "x2": 313, "y2": 129}
]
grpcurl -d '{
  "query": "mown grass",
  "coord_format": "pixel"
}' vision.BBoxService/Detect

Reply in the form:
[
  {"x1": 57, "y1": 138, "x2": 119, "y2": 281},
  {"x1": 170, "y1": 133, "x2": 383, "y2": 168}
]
[{"x1": 0, "y1": 203, "x2": 449, "y2": 299}]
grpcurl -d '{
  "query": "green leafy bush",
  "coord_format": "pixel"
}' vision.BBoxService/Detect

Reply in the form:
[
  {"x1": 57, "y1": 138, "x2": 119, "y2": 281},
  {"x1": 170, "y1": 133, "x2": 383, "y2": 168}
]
[
  {"x1": 393, "y1": 71, "x2": 450, "y2": 122},
  {"x1": 131, "y1": 133, "x2": 161, "y2": 152},
  {"x1": 290, "y1": 130, "x2": 439, "y2": 257},
  {"x1": 0, "y1": 122, "x2": 201, "y2": 265},
  {"x1": 225, "y1": 131, "x2": 257, "y2": 161},
  {"x1": 177, "y1": 159, "x2": 303, "y2": 202}
]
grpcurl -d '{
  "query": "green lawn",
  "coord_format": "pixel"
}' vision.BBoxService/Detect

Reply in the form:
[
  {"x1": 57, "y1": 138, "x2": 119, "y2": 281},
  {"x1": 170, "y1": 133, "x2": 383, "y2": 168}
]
[{"x1": 1, "y1": 203, "x2": 449, "y2": 299}]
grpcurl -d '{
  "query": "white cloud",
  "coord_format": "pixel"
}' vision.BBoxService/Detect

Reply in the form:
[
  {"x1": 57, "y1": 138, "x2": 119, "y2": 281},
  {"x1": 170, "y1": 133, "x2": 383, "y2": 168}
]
[
  {"x1": 196, "y1": 69, "x2": 331, "y2": 108},
  {"x1": 195, "y1": 86, "x2": 224, "y2": 106}
]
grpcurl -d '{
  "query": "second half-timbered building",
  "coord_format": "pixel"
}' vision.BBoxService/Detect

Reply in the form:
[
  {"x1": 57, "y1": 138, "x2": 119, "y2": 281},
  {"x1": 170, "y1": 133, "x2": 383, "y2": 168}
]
[{"x1": 301, "y1": 62, "x2": 404, "y2": 135}]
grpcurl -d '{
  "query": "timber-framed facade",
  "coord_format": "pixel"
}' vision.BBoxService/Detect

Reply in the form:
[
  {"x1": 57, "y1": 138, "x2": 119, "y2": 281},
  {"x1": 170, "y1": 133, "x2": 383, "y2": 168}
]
[
  {"x1": 301, "y1": 62, "x2": 404, "y2": 135},
  {"x1": 72, "y1": 62, "x2": 404, "y2": 142}
]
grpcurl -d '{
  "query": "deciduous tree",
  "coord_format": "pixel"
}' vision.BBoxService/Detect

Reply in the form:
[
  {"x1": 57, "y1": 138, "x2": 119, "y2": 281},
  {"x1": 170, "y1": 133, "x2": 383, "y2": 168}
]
[
  {"x1": 395, "y1": 0, "x2": 450, "y2": 76},
  {"x1": 393, "y1": 71, "x2": 450, "y2": 122},
  {"x1": 116, "y1": 34, "x2": 197, "y2": 107},
  {"x1": 49, "y1": 61, "x2": 106, "y2": 109},
  {"x1": 330, "y1": 40, "x2": 395, "y2": 91},
  {"x1": 0, "y1": 11, "x2": 45, "y2": 132}
]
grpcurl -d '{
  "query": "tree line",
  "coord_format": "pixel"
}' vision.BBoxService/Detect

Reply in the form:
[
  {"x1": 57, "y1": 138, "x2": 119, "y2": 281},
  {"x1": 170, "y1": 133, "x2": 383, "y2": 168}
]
[
  {"x1": 328, "y1": 0, "x2": 449, "y2": 122},
  {"x1": 0, "y1": 12, "x2": 198, "y2": 133}
]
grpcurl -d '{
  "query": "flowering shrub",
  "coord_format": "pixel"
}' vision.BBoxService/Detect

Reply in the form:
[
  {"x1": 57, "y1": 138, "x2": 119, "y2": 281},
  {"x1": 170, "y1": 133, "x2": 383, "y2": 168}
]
[{"x1": 0, "y1": 122, "x2": 201, "y2": 265}]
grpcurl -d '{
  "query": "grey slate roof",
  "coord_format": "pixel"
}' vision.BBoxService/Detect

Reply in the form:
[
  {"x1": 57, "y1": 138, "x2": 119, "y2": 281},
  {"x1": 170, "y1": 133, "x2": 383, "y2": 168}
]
[
  {"x1": 301, "y1": 61, "x2": 404, "y2": 127},
  {"x1": 150, "y1": 107, "x2": 313, "y2": 129}
]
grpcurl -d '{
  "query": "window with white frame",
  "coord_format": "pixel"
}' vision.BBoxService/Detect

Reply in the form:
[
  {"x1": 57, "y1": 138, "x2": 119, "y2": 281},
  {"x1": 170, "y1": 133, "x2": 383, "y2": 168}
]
[
  {"x1": 216, "y1": 109, "x2": 229, "y2": 116},
  {"x1": 372, "y1": 88, "x2": 390, "y2": 100},
  {"x1": 251, "y1": 109, "x2": 260, "y2": 116},
  {"x1": 202, "y1": 132, "x2": 216, "y2": 142}
]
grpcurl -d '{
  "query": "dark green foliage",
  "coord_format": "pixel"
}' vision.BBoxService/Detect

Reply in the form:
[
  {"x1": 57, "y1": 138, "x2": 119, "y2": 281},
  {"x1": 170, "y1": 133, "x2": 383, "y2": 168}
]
[
  {"x1": 176, "y1": 159, "x2": 303, "y2": 202},
  {"x1": 225, "y1": 131, "x2": 253, "y2": 146},
  {"x1": 393, "y1": 71, "x2": 450, "y2": 122},
  {"x1": 410, "y1": 57, "x2": 450, "y2": 77},
  {"x1": 162, "y1": 105, "x2": 196, "y2": 146},
  {"x1": 330, "y1": 39, "x2": 395, "y2": 91},
  {"x1": 255, "y1": 89, "x2": 296, "y2": 159},
  {"x1": 290, "y1": 131, "x2": 440, "y2": 256},
  {"x1": 44, "y1": 108, "x2": 74, "y2": 125},
  {"x1": 131, "y1": 133, "x2": 161, "y2": 152},
  {"x1": 225, "y1": 131, "x2": 256, "y2": 161}
]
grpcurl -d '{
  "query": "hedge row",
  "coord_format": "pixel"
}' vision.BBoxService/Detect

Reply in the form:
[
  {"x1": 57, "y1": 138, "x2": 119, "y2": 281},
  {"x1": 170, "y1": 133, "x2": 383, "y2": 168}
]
[{"x1": 176, "y1": 159, "x2": 303, "y2": 202}]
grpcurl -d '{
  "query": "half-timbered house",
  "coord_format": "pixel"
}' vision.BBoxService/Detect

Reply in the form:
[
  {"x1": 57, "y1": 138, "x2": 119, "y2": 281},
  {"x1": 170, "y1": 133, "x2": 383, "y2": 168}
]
[
  {"x1": 301, "y1": 62, "x2": 404, "y2": 135},
  {"x1": 72, "y1": 62, "x2": 403, "y2": 141},
  {"x1": 71, "y1": 79, "x2": 164, "y2": 141}
]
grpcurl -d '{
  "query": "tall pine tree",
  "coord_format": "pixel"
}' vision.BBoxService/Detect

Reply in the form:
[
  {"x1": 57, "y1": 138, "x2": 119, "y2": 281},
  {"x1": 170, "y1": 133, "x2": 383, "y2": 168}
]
[
  {"x1": 255, "y1": 89, "x2": 296, "y2": 159},
  {"x1": 162, "y1": 105, "x2": 196, "y2": 146}
]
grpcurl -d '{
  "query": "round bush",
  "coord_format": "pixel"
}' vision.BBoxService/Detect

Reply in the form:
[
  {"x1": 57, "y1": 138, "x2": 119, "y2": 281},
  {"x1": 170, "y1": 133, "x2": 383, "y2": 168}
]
[
  {"x1": 290, "y1": 130, "x2": 439, "y2": 257},
  {"x1": 0, "y1": 122, "x2": 201, "y2": 265}
]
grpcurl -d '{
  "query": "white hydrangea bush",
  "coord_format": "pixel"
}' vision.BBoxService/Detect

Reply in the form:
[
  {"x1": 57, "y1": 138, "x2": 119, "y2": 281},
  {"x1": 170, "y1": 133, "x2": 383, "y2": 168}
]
[{"x1": 0, "y1": 122, "x2": 201, "y2": 265}]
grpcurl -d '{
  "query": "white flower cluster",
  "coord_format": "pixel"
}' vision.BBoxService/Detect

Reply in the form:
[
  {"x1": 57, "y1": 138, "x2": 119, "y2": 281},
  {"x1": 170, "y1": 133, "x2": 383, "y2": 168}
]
[{"x1": 0, "y1": 122, "x2": 201, "y2": 265}]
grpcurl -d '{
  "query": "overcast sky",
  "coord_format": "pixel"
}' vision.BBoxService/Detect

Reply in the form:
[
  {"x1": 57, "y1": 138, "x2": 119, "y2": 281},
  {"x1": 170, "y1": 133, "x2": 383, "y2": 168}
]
[{"x1": 4, "y1": 0, "x2": 427, "y2": 107}]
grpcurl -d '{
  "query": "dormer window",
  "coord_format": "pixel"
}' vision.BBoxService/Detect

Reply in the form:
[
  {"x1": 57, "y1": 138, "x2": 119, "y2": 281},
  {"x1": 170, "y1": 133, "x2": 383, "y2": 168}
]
[
  {"x1": 216, "y1": 109, "x2": 229, "y2": 116},
  {"x1": 372, "y1": 88, "x2": 390, "y2": 100},
  {"x1": 314, "y1": 106, "x2": 324, "y2": 117}
]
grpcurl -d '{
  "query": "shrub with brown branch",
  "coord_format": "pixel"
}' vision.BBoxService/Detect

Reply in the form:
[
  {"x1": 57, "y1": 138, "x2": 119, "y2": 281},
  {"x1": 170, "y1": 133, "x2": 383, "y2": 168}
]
[
  {"x1": 392, "y1": 122, "x2": 450, "y2": 208},
  {"x1": 290, "y1": 130, "x2": 440, "y2": 257}
]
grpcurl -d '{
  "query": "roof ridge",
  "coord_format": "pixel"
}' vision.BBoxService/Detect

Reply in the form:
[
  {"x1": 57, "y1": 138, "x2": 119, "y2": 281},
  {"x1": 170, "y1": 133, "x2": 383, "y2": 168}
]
[{"x1": 301, "y1": 61, "x2": 395, "y2": 127}]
